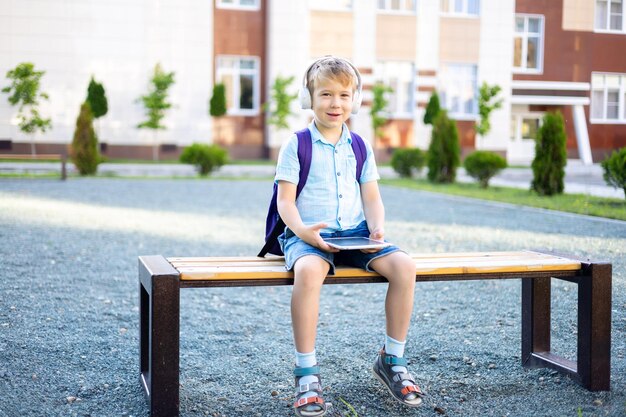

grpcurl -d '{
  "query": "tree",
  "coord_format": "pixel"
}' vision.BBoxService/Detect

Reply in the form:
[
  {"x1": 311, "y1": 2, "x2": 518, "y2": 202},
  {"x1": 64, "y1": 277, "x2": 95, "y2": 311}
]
[
  {"x1": 137, "y1": 63, "x2": 175, "y2": 161},
  {"x1": 370, "y1": 83, "x2": 393, "y2": 142},
  {"x1": 86, "y1": 76, "x2": 108, "y2": 119},
  {"x1": 601, "y1": 147, "x2": 626, "y2": 199},
  {"x1": 423, "y1": 91, "x2": 441, "y2": 125},
  {"x1": 427, "y1": 111, "x2": 460, "y2": 183},
  {"x1": 209, "y1": 83, "x2": 227, "y2": 145},
  {"x1": 70, "y1": 102, "x2": 99, "y2": 175},
  {"x1": 531, "y1": 111, "x2": 567, "y2": 196},
  {"x1": 475, "y1": 82, "x2": 503, "y2": 136},
  {"x1": 1, "y1": 62, "x2": 52, "y2": 155},
  {"x1": 265, "y1": 76, "x2": 297, "y2": 130}
]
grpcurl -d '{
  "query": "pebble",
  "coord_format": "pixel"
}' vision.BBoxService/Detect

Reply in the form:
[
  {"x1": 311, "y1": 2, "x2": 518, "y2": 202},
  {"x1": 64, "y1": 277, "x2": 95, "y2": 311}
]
[
  {"x1": 435, "y1": 405, "x2": 446, "y2": 414},
  {"x1": 66, "y1": 396, "x2": 77, "y2": 404},
  {"x1": 593, "y1": 399, "x2": 603, "y2": 406}
]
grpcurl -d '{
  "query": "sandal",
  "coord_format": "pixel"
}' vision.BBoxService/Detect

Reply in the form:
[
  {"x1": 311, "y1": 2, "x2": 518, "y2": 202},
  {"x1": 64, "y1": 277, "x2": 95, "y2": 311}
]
[
  {"x1": 372, "y1": 348, "x2": 424, "y2": 407},
  {"x1": 293, "y1": 365, "x2": 327, "y2": 417}
]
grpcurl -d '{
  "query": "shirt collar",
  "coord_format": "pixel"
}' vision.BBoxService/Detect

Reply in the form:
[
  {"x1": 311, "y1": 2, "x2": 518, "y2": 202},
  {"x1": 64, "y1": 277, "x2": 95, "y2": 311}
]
[{"x1": 308, "y1": 121, "x2": 352, "y2": 145}]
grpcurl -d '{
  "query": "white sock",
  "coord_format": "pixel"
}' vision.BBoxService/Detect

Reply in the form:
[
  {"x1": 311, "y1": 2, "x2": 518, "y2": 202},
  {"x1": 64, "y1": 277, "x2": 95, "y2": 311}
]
[{"x1": 295, "y1": 350, "x2": 319, "y2": 404}]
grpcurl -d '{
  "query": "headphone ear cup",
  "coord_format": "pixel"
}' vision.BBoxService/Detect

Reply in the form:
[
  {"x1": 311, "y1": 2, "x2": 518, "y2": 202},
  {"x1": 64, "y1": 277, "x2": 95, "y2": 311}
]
[
  {"x1": 351, "y1": 90, "x2": 362, "y2": 114},
  {"x1": 299, "y1": 86, "x2": 312, "y2": 110}
]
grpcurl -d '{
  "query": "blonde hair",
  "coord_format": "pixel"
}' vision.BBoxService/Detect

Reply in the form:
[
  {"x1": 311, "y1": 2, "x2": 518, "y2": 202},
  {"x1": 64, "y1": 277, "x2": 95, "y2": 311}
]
[{"x1": 306, "y1": 56, "x2": 359, "y2": 97}]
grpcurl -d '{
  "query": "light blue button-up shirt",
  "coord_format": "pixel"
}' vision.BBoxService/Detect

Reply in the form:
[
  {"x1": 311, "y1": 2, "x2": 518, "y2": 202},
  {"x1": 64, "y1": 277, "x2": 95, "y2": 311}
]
[{"x1": 275, "y1": 121, "x2": 380, "y2": 233}]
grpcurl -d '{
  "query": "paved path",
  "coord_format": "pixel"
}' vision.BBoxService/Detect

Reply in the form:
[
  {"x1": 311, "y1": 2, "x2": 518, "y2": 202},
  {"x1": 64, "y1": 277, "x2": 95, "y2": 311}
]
[{"x1": 0, "y1": 159, "x2": 623, "y2": 199}]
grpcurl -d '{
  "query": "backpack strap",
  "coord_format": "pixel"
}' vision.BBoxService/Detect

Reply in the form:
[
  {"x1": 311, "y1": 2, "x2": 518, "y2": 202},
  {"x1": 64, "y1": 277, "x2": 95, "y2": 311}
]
[
  {"x1": 349, "y1": 131, "x2": 367, "y2": 182},
  {"x1": 295, "y1": 129, "x2": 313, "y2": 196},
  {"x1": 257, "y1": 129, "x2": 312, "y2": 258}
]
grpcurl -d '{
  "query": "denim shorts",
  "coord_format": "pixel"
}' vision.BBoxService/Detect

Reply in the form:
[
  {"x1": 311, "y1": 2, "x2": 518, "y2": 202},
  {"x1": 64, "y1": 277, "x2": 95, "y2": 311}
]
[{"x1": 278, "y1": 220, "x2": 402, "y2": 275}]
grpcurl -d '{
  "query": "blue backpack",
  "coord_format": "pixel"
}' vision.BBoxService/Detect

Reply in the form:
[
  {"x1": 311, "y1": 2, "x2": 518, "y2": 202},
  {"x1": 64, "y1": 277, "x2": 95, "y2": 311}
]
[{"x1": 258, "y1": 128, "x2": 368, "y2": 257}]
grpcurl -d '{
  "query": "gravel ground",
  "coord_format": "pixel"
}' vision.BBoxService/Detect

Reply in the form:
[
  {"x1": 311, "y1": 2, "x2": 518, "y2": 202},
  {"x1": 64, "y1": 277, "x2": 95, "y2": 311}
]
[{"x1": 0, "y1": 178, "x2": 624, "y2": 417}]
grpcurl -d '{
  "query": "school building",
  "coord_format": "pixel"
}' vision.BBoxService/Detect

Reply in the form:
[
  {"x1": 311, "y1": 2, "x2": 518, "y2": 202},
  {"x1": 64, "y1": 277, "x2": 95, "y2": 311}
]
[{"x1": 1, "y1": 0, "x2": 625, "y2": 164}]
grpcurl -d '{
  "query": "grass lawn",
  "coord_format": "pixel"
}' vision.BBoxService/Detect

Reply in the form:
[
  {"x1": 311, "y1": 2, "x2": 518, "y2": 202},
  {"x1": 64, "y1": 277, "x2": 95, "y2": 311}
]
[{"x1": 381, "y1": 178, "x2": 626, "y2": 222}]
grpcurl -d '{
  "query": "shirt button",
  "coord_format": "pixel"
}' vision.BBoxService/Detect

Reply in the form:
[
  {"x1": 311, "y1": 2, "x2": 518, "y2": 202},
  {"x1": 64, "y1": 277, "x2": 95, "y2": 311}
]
[
  {"x1": 339, "y1": 194, "x2": 343, "y2": 198},
  {"x1": 338, "y1": 217, "x2": 342, "y2": 221},
  {"x1": 335, "y1": 149, "x2": 338, "y2": 154},
  {"x1": 337, "y1": 172, "x2": 341, "y2": 176}
]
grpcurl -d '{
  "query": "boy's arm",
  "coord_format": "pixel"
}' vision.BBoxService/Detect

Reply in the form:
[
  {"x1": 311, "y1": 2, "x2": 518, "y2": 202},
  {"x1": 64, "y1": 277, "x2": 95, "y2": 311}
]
[
  {"x1": 276, "y1": 180, "x2": 338, "y2": 252},
  {"x1": 360, "y1": 180, "x2": 386, "y2": 253}
]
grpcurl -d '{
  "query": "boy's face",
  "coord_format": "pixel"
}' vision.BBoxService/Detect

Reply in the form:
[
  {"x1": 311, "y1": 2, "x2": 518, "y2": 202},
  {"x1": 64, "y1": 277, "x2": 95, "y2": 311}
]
[{"x1": 311, "y1": 78, "x2": 354, "y2": 138}]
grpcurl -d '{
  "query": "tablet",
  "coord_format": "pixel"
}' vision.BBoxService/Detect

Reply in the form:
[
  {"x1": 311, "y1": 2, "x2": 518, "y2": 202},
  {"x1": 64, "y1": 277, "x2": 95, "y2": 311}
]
[{"x1": 323, "y1": 237, "x2": 391, "y2": 250}]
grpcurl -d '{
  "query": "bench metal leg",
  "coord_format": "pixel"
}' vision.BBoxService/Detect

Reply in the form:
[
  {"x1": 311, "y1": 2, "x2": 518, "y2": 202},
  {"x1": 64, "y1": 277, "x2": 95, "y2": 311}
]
[
  {"x1": 139, "y1": 255, "x2": 181, "y2": 417},
  {"x1": 521, "y1": 261, "x2": 612, "y2": 391},
  {"x1": 577, "y1": 262, "x2": 612, "y2": 391}
]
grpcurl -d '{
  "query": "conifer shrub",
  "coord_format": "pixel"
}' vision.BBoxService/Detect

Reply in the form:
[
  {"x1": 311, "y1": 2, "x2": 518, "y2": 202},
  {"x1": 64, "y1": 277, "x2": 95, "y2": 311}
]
[
  {"x1": 391, "y1": 148, "x2": 426, "y2": 178},
  {"x1": 427, "y1": 111, "x2": 460, "y2": 183},
  {"x1": 180, "y1": 143, "x2": 227, "y2": 176},
  {"x1": 601, "y1": 147, "x2": 626, "y2": 199},
  {"x1": 463, "y1": 150, "x2": 507, "y2": 188},
  {"x1": 70, "y1": 102, "x2": 99, "y2": 175},
  {"x1": 423, "y1": 92, "x2": 441, "y2": 125},
  {"x1": 531, "y1": 111, "x2": 567, "y2": 196}
]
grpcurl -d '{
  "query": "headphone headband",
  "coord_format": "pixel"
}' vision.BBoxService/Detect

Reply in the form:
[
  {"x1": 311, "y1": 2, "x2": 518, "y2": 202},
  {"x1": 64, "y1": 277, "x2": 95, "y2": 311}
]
[{"x1": 298, "y1": 56, "x2": 363, "y2": 114}]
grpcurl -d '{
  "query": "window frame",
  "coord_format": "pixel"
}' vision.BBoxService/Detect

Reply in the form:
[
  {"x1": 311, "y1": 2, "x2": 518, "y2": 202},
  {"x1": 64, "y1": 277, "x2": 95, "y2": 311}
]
[
  {"x1": 510, "y1": 112, "x2": 543, "y2": 142},
  {"x1": 377, "y1": 0, "x2": 417, "y2": 15},
  {"x1": 374, "y1": 61, "x2": 416, "y2": 119},
  {"x1": 216, "y1": 0, "x2": 261, "y2": 11},
  {"x1": 440, "y1": 0, "x2": 480, "y2": 17},
  {"x1": 590, "y1": 72, "x2": 626, "y2": 124},
  {"x1": 439, "y1": 63, "x2": 478, "y2": 120},
  {"x1": 513, "y1": 14, "x2": 545, "y2": 74},
  {"x1": 309, "y1": 0, "x2": 353, "y2": 11},
  {"x1": 594, "y1": 0, "x2": 626, "y2": 33},
  {"x1": 215, "y1": 55, "x2": 261, "y2": 116}
]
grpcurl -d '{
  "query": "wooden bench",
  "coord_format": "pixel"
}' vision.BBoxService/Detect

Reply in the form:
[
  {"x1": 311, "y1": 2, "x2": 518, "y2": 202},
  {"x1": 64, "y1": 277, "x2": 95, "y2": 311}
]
[
  {"x1": 0, "y1": 154, "x2": 67, "y2": 179},
  {"x1": 138, "y1": 250, "x2": 612, "y2": 417}
]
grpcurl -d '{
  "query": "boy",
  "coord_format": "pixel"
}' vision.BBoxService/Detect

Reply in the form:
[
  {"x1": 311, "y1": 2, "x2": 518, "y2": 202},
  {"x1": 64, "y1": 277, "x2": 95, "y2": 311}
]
[{"x1": 275, "y1": 56, "x2": 424, "y2": 417}]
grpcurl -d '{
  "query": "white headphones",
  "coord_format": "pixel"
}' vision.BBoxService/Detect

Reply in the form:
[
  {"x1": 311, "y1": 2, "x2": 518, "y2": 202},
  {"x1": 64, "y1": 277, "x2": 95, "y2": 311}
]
[{"x1": 298, "y1": 56, "x2": 363, "y2": 115}]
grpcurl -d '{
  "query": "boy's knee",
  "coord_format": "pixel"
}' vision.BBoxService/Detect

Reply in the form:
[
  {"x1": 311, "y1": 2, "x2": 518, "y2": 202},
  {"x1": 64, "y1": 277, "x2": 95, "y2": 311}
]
[{"x1": 293, "y1": 255, "x2": 330, "y2": 287}]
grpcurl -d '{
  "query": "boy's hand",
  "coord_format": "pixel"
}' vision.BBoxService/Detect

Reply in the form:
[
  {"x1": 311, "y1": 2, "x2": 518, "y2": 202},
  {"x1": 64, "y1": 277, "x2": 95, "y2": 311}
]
[
  {"x1": 297, "y1": 223, "x2": 339, "y2": 253},
  {"x1": 362, "y1": 228, "x2": 385, "y2": 253}
]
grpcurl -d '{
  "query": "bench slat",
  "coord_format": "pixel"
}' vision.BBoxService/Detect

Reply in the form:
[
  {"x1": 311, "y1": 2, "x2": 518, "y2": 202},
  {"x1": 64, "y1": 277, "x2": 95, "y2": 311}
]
[{"x1": 171, "y1": 251, "x2": 581, "y2": 281}]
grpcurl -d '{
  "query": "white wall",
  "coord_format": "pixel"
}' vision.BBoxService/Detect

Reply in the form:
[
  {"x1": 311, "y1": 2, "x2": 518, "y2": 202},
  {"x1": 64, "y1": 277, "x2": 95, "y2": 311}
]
[
  {"x1": 266, "y1": 0, "x2": 310, "y2": 149},
  {"x1": 0, "y1": 0, "x2": 213, "y2": 146},
  {"x1": 477, "y1": 0, "x2": 515, "y2": 152}
]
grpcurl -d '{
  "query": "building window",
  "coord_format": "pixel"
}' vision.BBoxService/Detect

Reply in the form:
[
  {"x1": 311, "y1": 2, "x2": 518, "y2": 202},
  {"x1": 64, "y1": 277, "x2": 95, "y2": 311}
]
[
  {"x1": 216, "y1": 56, "x2": 260, "y2": 115},
  {"x1": 595, "y1": 0, "x2": 625, "y2": 32},
  {"x1": 513, "y1": 15, "x2": 544, "y2": 73},
  {"x1": 374, "y1": 61, "x2": 415, "y2": 118},
  {"x1": 591, "y1": 73, "x2": 626, "y2": 123},
  {"x1": 441, "y1": 0, "x2": 480, "y2": 16},
  {"x1": 216, "y1": 0, "x2": 260, "y2": 10},
  {"x1": 310, "y1": 0, "x2": 352, "y2": 11},
  {"x1": 377, "y1": 0, "x2": 416, "y2": 13},
  {"x1": 510, "y1": 113, "x2": 542, "y2": 141},
  {"x1": 439, "y1": 63, "x2": 477, "y2": 119}
]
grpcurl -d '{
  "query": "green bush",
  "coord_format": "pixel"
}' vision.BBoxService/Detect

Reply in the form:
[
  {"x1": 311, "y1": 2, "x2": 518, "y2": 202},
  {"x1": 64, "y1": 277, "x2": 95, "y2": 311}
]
[
  {"x1": 531, "y1": 111, "x2": 567, "y2": 196},
  {"x1": 70, "y1": 102, "x2": 99, "y2": 175},
  {"x1": 601, "y1": 147, "x2": 626, "y2": 199},
  {"x1": 464, "y1": 151, "x2": 507, "y2": 188},
  {"x1": 427, "y1": 111, "x2": 460, "y2": 183},
  {"x1": 391, "y1": 148, "x2": 426, "y2": 178},
  {"x1": 423, "y1": 91, "x2": 441, "y2": 125},
  {"x1": 180, "y1": 143, "x2": 227, "y2": 176}
]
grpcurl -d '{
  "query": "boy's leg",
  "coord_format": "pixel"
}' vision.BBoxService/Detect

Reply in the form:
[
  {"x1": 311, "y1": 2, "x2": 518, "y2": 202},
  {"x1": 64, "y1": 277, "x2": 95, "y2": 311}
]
[
  {"x1": 291, "y1": 255, "x2": 330, "y2": 352},
  {"x1": 369, "y1": 251, "x2": 416, "y2": 341},
  {"x1": 370, "y1": 251, "x2": 423, "y2": 407},
  {"x1": 291, "y1": 255, "x2": 330, "y2": 416}
]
